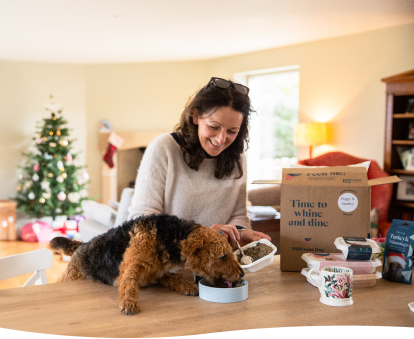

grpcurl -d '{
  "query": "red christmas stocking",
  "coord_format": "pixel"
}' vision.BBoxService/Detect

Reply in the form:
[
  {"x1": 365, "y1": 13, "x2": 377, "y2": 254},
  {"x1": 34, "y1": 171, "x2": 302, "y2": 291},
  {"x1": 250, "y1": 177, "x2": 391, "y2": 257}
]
[{"x1": 103, "y1": 143, "x2": 117, "y2": 168}]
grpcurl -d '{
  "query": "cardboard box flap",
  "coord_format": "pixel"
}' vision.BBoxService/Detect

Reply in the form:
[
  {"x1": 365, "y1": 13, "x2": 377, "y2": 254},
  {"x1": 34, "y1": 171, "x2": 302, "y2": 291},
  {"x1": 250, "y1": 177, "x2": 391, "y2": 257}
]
[
  {"x1": 281, "y1": 166, "x2": 368, "y2": 186},
  {"x1": 252, "y1": 180, "x2": 282, "y2": 185},
  {"x1": 368, "y1": 175, "x2": 402, "y2": 187}
]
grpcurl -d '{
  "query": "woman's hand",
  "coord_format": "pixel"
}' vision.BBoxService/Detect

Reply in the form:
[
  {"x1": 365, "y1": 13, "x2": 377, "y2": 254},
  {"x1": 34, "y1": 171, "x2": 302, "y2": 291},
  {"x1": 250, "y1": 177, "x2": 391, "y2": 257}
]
[
  {"x1": 239, "y1": 229, "x2": 271, "y2": 247},
  {"x1": 211, "y1": 224, "x2": 271, "y2": 248},
  {"x1": 211, "y1": 224, "x2": 240, "y2": 248}
]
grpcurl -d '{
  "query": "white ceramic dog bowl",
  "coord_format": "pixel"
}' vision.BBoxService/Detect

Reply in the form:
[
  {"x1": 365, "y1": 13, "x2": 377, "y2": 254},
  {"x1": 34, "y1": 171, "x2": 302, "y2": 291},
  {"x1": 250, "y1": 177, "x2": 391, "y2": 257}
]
[
  {"x1": 198, "y1": 279, "x2": 248, "y2": 303},
  {"x1": 409, "y1": 302, "x2": 414, "y2": 312},
  {"x1": 234, "y1": 239, "x2": 277, "y2": 273}
]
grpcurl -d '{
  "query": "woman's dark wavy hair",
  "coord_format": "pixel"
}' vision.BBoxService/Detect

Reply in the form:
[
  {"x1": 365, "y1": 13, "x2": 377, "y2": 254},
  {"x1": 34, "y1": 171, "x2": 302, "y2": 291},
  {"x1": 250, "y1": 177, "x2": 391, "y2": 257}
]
[{"x1": 173, "y1": 79, "x2": 253, "y2": 179}]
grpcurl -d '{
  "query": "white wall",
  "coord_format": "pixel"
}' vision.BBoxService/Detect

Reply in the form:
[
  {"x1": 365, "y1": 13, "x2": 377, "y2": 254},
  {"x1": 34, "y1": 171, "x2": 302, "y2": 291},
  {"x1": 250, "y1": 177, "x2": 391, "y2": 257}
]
[
  {"x1": 85, "y1": 61, "x2": 207, "y2": 200},
  {"x1": 206, "y1": 23, "x2": 414, "y2": 164},
  {"x1": 1, "y1": 23, "x2": 413, "y2": 203}
]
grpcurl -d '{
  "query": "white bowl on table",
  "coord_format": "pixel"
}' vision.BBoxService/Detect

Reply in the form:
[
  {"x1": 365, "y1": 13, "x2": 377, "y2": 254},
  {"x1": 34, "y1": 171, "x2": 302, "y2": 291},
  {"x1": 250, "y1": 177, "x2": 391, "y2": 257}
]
[{"x1": 198, "y1": 279, "x2": 248, "y2": 303}]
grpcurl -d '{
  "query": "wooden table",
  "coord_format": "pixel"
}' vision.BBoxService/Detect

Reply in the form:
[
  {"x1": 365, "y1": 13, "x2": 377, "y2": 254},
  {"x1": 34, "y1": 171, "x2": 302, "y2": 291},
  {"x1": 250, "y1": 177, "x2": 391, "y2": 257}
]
[{"x1": 0, "y1": 255, "x2": 413, "y2": 338}]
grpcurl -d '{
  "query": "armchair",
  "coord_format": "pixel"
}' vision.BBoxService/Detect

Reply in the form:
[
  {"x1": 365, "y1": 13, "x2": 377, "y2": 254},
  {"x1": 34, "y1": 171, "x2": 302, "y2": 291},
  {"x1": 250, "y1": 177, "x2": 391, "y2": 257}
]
[{"x1": 298, "y1": 151, "x2": 393, "y2": 237}]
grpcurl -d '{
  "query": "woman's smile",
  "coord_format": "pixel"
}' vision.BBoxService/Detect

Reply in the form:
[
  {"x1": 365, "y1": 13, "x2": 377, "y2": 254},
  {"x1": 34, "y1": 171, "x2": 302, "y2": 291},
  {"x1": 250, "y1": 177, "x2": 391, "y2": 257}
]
[{"x1": 193, "y1": 106, "x2": 244, "y2": 157}]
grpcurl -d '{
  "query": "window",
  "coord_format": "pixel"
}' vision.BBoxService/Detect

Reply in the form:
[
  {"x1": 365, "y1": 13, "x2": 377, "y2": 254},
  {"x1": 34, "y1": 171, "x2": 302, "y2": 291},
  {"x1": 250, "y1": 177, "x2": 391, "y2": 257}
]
[{"x1": 241, "y1": 67, "x2": 299, "y2": 189}]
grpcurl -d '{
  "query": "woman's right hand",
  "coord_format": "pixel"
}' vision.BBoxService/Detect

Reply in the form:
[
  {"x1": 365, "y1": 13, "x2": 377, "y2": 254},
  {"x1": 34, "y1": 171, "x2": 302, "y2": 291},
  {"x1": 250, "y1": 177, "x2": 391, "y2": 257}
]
[{"x1": 210, "y1": 224, "x2": 240, "y2": 248}]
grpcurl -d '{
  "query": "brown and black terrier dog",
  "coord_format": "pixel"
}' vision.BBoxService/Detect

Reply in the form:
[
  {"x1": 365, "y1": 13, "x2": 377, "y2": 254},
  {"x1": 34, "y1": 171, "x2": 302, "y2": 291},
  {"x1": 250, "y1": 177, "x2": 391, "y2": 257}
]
[{"x1": 50, "y1": 214, "x2": 244, "y2": 315}]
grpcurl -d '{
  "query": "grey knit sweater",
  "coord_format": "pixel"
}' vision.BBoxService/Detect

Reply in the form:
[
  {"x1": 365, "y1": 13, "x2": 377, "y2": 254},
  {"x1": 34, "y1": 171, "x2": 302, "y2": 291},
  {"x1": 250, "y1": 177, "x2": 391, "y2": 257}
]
[{"x1": 127, "y1": 133, "x2": 250, "y2": 229}]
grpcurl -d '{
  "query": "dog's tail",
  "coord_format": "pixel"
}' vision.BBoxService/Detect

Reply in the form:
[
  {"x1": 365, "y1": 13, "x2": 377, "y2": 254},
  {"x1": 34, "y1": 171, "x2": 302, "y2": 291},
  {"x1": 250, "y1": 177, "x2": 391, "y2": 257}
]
[{"x1": 49, "y1": 237, "x2": 82, "y2": 256}]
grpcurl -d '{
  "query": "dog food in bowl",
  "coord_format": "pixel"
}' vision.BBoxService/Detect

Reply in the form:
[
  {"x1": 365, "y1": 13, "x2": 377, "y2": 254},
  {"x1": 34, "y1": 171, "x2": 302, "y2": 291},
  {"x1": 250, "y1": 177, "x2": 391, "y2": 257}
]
[
  {"x1": 234, "y1": 239, "x2": 277, "y2": 273},
  {"x1": 236, "y1": 242, "x2": 273, "y2": 264}
]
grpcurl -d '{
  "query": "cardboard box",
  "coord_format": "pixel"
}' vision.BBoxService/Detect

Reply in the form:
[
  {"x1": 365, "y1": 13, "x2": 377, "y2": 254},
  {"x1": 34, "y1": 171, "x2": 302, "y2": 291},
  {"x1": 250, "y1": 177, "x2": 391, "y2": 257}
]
[
  {"x1": 0, "y1": 200, "x2": 17, "y2": 241},
  {"x1": 253, "y1": 166, "x2": 401, "y2": 272}
]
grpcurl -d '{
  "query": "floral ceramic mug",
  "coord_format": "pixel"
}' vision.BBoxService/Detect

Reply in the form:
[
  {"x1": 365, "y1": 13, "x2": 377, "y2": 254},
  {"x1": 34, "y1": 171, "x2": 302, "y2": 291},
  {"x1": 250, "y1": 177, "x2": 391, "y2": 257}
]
[{"x1": 308, "y1": 266, "x2": 353, "y2": 307}]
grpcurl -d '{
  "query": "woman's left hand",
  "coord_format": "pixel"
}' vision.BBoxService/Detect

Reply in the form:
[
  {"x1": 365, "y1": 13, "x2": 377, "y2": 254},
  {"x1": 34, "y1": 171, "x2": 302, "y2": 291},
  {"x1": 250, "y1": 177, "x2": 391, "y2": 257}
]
[{"x1": 239, "y1": 229, "x2": 271, "y2": 247}]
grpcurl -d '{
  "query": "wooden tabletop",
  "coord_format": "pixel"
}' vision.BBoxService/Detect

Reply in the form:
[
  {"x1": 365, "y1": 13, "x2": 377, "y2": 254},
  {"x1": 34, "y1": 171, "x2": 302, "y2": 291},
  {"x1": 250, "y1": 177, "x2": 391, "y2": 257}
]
[{"x1": 0, "y1": 255, "x2": 413, "y2": 338}]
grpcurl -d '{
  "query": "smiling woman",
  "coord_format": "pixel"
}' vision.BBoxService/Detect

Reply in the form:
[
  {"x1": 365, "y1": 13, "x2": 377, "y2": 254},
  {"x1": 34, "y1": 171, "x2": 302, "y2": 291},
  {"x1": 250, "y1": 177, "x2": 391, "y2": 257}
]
[{"x1": 127, "y1": 77, "x2": 271, "y2": 248}]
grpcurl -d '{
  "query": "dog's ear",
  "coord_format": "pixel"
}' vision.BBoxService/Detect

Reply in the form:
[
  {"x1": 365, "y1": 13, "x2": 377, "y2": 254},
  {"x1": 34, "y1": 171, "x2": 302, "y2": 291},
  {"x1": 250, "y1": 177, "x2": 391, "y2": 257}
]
[{"x1": 181, "y1": 236, "x2": 205, "y2": 257}]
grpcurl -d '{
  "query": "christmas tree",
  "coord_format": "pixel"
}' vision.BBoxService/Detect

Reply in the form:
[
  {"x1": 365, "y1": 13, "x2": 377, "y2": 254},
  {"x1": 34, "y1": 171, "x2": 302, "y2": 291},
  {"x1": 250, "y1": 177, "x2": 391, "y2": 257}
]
[{"x1": 15, "y1": 96, "x2": 89, "y2": 219}]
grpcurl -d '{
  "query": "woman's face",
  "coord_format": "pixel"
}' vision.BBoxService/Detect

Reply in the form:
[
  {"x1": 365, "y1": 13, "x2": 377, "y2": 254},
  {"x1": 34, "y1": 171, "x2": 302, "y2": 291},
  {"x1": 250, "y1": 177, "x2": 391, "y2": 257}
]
[{"x1": 193, "y1": 106, "x2": 244, "y2": 157}]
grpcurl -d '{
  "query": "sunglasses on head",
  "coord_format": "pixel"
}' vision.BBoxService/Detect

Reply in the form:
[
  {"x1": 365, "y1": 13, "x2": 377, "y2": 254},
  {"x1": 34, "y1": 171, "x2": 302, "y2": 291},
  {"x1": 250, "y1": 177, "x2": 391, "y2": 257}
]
[{"x1": 203, "y1": 77, "x2": 250, "y2": 95}]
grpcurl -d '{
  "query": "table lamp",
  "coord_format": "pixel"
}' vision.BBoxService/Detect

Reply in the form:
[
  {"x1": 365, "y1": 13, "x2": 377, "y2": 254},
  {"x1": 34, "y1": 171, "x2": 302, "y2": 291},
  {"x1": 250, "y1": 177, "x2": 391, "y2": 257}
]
[{"x1": 294, "y1": 122, "x2": 328, "y2": 158}]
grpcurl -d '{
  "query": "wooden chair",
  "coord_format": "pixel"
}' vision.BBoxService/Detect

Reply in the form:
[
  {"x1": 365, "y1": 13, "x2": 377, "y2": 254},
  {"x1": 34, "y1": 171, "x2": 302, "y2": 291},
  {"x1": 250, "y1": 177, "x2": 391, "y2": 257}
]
[{"x1": 0, "y1": 249, "x2": 53, "y2": 287}]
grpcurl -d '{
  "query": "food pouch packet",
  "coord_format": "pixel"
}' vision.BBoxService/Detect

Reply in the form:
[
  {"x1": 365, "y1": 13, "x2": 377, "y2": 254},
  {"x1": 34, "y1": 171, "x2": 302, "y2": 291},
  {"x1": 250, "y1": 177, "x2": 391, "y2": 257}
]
[{"x1": 382, "y1": 219, "x2": 414, "y2": 284}]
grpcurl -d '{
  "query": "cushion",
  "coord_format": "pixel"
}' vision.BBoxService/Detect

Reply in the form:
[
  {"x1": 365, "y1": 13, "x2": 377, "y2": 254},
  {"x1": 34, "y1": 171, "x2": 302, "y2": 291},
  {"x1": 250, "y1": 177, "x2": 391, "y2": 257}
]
[
  {"x1": 114, "y1": 188, "x2": 135, "y2": 227},
  {"x1": 291, "y1": 161, "x2": 371, "y2": 171},
  {"x1": 81, "y1": 200, "x2": 117, "y2": 228},
  {"x1": 297, "y1": 152, "x2": 392, "y2": 224}
]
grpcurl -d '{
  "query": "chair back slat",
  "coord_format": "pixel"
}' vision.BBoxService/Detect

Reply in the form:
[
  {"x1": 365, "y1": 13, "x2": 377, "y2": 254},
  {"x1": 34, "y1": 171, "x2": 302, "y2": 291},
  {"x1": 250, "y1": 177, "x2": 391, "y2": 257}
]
[{"x1": 0, "y1": 249, "x2": 53, "y2": 282}]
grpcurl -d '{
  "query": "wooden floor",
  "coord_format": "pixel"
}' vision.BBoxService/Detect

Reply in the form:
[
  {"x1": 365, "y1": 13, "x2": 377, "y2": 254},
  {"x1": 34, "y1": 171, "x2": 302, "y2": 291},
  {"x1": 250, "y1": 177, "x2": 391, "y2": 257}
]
[{"x1": 0, "y1": 240, "x2": 68, "y2": 290}]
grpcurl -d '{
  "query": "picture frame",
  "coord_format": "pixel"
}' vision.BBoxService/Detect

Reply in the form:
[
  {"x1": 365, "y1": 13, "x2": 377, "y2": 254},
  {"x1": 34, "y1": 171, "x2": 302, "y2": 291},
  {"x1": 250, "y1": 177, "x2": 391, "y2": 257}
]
[
  {"x1": 406, "y1": 148, "x2": 414, "y2": 170},
  {"x1": 409, "y1": 121, "x2": 414, "y2": 139},
  {"x1": 406, "y1": 98, "x2": 414, "y2": 113},
  {"x1": 396, "y1": 146, "x2": 411, "y2": 169},
  {"x1": 396, "y1": 175, "x2": 414, "y2": 201},
  {"x1": 99, "y1": 120, "x2": 111, "y2": 132}
]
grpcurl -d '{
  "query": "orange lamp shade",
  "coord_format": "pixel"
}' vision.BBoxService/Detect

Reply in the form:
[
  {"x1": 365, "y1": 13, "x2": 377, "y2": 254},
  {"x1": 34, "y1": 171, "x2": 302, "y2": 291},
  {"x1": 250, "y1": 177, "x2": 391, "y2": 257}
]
[{"x1": 294, "y1": 122, "x2": 328, "y2": 158}]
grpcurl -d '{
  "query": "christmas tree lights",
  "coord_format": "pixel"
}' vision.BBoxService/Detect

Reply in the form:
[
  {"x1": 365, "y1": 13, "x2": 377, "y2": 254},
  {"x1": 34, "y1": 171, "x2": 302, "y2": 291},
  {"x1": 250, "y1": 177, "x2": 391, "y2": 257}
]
[{"x1": 14, "y1": 96, "x2": 89, "y2": 219}]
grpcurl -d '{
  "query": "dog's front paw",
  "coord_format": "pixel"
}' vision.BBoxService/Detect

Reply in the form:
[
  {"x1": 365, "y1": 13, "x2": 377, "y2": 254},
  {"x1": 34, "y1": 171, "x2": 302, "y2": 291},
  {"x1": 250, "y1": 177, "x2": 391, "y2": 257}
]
[
  {"x1": 120, "y1": 299, "x2": 140, "y2": 315},
  {"x1": 184, "y1": 283, "x2": 199, "y2": 296}
]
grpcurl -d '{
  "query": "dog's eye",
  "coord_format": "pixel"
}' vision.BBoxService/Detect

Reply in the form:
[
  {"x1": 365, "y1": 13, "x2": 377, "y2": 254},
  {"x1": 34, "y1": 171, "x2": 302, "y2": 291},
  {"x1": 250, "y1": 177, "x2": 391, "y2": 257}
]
[{"x1": 220, "y1": 254, "x2": 227, "y2": 261}]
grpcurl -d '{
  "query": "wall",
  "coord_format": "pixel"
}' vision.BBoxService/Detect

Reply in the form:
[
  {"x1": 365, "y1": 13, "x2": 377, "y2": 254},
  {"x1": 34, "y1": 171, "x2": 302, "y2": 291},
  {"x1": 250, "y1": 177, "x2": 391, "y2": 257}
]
[
  {"x1": 85, "y1": 61, "x2": 207, "y2": 201},
  {"x1": 1, "y1": 23, "x2": 413, "y2": 203},
  {"x1": 0, "y1": 61, "x2": 86, "y2": 200},
  {"x1": 206, "y1": 23, "x2": 414, "y2": 163}
]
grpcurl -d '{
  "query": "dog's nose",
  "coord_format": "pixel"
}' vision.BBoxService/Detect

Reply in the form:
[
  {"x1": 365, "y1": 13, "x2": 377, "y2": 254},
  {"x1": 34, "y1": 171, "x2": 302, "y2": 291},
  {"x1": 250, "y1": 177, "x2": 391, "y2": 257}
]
[{"x1": 239, "y1": 270, "x2": 245, "y2": 278}]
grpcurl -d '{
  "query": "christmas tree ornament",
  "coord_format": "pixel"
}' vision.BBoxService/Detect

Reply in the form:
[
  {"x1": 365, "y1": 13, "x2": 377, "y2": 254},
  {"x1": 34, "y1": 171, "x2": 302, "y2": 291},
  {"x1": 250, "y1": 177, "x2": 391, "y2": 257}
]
[
  {"x1": 40, "y1": 181, "x2": 50, "y2": 190},
  {"x1": 103, "y1": 132, "x2": 124, "y2": 168},
  {"x1": 45, "y1": 95, "x2": 63, "y2": 114},
  {"x1": 82, "y1": 170, "x2": 90, "y2": 182},
  {"x1": 15, "y1": 96, "x2": 89, "y2": 218},
  {"x1": 65, "y1": 153, "x2": 73, "y2": 164},
  {"x1": 68, "y1": 192, "x2": 80, "y2": 203},
  {"x1": 57, "y1": 191, "x2": 66, "y2": 201}
]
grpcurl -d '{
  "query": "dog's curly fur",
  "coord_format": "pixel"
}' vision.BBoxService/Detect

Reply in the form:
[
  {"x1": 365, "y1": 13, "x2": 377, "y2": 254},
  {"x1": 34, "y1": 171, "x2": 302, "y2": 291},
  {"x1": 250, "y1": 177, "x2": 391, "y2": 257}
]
[{"x1": 50, "y1": 214, "x2": 244, "y2": 315}]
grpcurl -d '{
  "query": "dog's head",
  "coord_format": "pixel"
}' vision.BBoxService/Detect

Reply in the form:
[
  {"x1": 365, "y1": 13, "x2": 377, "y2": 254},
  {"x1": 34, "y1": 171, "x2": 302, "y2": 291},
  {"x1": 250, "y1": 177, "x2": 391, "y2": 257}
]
[{"x1": 181, "y1": 226, "x2": 244, "y2": 285}]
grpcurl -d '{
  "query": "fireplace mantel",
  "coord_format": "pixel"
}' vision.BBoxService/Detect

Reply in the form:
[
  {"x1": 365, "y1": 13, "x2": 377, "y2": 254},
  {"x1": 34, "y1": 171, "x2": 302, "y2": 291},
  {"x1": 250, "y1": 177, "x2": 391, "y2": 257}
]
[{"x1": 99, "y1": 130, "x2": 169, "y2": 204}]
